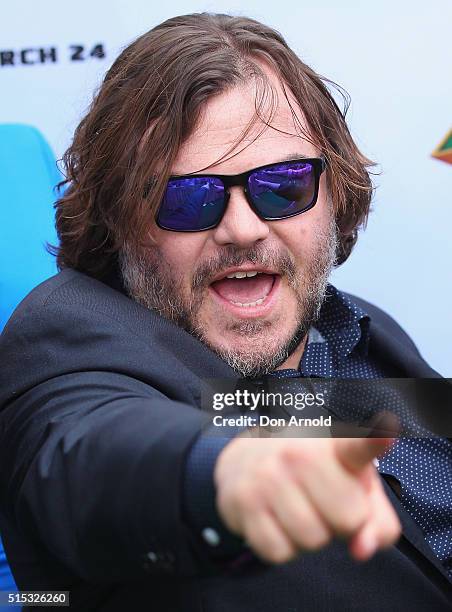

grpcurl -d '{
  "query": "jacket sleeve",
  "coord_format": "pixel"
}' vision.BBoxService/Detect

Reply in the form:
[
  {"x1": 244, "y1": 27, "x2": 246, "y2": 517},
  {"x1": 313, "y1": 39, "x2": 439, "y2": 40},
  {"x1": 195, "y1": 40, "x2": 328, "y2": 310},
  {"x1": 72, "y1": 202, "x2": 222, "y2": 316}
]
[
  {"x1": 0, "y1": 291, "x2": 219, "y2": 583},
  {"x1": 183, "y1": 434, "x2": 246, "y2": 559},
  {"x1": 0, "y1": 369, "x2": 213, "y2": 582}
]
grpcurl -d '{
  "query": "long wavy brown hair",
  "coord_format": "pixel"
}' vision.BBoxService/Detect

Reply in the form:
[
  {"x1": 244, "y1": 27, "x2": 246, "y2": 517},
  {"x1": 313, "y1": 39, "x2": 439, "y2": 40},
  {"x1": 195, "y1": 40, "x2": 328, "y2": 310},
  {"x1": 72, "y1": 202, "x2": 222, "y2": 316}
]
[{"x1": 51, "y1": 12, "x2": 375, "y2": 280}]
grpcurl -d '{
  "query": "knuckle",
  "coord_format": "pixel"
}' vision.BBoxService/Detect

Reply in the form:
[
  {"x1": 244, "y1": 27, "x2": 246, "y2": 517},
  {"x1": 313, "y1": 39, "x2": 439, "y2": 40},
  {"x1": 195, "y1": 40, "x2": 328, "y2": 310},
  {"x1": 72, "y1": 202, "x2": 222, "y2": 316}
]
[
  {"x1": 301, "y1": 527, "x2": 331, "y2": 551},
  {"x1": 281, "y1": 441, "x2": 317, "y2": 467},
  {"x1": 244, "y1": 523, "x2": 295, "y2": 565},
  {"x1": 257, "y1": 458, "x2": 282, "y2": 484},
  {"x1": 266, "y1": 544, "x2": 295, "y2": 564},
  {"x1": 237, "y1": 485, "x2": 259, "y2": 512},
  {"x1": 336, "y1": 505, "x2": 367, "y2": 535},
  {"x1": 289, "y1": 509, "x2": 331, "y2": 551},
  {"x1": 223, "y1": 479, "x2": 258, "y2": 514}
]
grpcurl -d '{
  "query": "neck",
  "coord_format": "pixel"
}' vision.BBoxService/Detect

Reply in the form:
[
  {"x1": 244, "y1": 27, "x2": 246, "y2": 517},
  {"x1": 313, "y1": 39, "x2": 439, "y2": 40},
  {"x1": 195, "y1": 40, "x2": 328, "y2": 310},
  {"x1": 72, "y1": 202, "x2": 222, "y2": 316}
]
[{"x1": 275, "y1": 334, "x2": 308, "y2": 371}]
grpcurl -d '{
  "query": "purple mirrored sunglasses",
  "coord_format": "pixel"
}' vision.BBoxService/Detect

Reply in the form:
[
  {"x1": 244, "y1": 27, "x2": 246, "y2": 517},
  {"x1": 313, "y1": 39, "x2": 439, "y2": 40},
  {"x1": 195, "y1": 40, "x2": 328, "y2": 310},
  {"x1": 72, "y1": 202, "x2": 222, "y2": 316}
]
[{"x1": 156, "y1": 157, "x2": 326, "y2": 232}]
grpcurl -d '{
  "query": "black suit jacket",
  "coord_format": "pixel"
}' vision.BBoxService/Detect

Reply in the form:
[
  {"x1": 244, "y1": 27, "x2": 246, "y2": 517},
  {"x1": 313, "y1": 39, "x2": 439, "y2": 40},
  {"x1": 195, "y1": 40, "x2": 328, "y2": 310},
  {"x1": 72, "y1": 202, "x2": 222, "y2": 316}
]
[{"x1": 0, "y1": 269, "x2": 451, "y2": 611}]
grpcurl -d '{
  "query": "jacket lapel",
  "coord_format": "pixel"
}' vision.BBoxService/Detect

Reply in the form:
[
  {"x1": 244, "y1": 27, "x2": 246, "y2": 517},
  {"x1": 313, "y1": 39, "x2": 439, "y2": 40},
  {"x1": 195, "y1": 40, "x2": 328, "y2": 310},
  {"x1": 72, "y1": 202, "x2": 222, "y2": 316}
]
[
  {"x1": 369, "y1": 318, "x2": 442, "y2": 378},
  {"x1": 368, "y1": 321, "x2": 452, "y2": 585},
  {"x1": 382, "y1": 478, "x2": 452, "y2": 587}
]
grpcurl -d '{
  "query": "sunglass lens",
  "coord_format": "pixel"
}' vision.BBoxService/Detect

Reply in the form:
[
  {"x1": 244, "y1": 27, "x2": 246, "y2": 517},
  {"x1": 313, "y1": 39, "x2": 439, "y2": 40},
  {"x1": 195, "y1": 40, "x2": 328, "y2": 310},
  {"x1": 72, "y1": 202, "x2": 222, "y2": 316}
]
[
  {"x1": 157, "y1": 176, "x2": 225, "y2": 230},
  {"x1": 248, "y1": 161, "x2": 316, "y2": 219}
]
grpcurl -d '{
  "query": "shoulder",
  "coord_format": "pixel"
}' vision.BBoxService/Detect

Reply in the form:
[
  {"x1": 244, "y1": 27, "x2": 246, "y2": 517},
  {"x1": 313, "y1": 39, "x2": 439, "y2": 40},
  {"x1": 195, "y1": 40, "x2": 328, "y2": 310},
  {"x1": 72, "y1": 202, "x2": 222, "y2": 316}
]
[
  {"x1": 3, "y1": 267, "x2": 131, "y2": 323},
  {"x1": 1, "y1": 267, "x2": 171, "y2": 345},
  {"x1": 0, "y1": 268, "x2": 148, "y2": 365},
  {"x1": 0, "y1": 269, "x2": 189, "y2": 405}
]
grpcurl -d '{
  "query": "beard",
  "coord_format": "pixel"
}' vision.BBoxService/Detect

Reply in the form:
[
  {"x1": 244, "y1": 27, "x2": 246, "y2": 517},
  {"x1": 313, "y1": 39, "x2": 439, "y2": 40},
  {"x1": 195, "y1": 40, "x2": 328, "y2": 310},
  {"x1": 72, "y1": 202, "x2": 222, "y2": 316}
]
[{"x1": 119, "y1": 218, "x2": 338, "y2": 378}]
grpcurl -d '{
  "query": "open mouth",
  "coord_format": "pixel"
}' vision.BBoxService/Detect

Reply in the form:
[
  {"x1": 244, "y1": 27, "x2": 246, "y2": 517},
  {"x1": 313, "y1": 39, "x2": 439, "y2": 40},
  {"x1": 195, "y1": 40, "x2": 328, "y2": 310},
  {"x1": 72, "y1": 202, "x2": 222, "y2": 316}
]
[{"x1": 209, "y1": 269, "x2": 280, "y2": 311}]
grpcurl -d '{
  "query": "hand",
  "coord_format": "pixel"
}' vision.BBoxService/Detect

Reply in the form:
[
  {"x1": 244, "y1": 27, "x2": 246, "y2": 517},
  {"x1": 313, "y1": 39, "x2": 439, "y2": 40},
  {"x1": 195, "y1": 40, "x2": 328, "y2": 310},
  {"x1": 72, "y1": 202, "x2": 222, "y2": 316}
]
[{"x1": 214, "y1": 435, "x2": 401, "y2": 564}]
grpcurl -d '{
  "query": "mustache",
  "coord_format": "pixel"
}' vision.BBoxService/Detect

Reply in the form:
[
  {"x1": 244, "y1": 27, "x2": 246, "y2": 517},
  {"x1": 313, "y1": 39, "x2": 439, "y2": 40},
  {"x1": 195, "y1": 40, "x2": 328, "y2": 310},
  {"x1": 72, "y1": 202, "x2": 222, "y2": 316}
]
[{"x1": 191, "y1": 244, "x2": 297, "y2": 290}]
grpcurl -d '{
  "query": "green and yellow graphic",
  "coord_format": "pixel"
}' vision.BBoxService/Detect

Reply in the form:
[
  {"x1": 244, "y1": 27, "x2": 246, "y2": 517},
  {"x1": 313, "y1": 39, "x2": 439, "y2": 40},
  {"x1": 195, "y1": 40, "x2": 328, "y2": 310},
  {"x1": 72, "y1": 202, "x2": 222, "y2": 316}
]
[{"x1": 432, "y1": 128, "x2": 452, "y2": 165}]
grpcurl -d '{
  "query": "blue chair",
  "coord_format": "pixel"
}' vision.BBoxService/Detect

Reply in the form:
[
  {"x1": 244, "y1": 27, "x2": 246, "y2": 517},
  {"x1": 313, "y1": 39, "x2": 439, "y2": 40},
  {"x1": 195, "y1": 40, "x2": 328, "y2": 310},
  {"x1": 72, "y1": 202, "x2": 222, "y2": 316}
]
[
  {"x1": 0, "y1": 123, "x2": 60, "y2": 328},
  {"x1": 0, "y1": 123, "x2": 60, "y2": 603},
  {"x1": 0, "y1": 535, "x2": 17, "y2": 590}
]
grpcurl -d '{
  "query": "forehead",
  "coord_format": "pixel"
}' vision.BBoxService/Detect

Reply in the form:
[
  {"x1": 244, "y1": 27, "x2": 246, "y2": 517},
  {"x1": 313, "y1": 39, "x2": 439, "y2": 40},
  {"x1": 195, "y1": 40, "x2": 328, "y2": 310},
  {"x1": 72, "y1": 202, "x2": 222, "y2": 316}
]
[{"x1": 171, "y1": 64, "x2": 320, "y2": 175}]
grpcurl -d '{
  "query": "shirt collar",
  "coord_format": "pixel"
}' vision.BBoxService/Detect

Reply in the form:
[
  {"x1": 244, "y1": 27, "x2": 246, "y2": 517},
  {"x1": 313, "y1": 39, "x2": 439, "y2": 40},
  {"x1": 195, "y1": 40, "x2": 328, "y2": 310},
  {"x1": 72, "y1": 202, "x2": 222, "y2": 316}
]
[
  {"x1": 271, "y1": 284, "x2": 370, "y2": 379},
  {"x1": 300, "y1": 284, "x2": 370, "y2": 376},
  {"x1": 315, "y1": 284, "x2": 370, "y2": 353}
]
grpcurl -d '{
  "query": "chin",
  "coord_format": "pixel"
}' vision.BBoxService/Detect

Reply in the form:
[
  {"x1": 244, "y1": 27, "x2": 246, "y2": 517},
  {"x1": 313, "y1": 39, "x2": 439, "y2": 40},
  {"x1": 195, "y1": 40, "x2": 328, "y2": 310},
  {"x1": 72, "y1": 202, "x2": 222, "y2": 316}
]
[{"x1": 199, "y1": 324, "x2": 301, "y2": 378}]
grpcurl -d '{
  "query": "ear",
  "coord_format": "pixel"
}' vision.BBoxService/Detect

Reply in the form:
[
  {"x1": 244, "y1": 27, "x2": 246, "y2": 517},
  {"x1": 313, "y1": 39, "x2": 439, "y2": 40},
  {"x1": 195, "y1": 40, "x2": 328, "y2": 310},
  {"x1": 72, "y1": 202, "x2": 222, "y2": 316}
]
[{"x1": 335, "y1": 229, "x2": 358, "y2": 266}]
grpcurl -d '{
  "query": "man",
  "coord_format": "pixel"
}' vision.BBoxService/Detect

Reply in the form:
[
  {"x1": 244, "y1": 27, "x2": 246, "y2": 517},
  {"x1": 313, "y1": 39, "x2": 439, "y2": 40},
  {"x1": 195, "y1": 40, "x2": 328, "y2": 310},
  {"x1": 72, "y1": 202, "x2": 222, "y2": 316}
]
[{"x1": 0, "y1": 12, "x2": 451, "y2": 611}]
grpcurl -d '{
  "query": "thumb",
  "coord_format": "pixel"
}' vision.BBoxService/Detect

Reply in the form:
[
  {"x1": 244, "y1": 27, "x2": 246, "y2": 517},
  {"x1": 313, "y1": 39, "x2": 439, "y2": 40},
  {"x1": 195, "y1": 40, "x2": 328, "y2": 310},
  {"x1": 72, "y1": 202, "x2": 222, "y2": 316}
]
[{"x1": 335, "y1": 436, "x2": 396, "y2": 474}]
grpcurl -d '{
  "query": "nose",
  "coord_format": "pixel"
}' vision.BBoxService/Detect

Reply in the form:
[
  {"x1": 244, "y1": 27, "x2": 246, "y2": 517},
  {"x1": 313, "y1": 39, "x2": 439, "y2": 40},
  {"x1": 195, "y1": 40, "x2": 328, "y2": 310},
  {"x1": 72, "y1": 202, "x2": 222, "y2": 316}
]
[{"x1": 212, "y1": 186, "x2": 270, "y2": 247}]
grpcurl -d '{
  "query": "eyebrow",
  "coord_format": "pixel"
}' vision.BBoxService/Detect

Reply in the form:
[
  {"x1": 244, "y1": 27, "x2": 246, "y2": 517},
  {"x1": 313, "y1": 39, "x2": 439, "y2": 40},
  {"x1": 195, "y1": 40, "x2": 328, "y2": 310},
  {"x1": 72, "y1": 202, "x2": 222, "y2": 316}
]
[
  {"x1": 278, "y1": 153, "x2": 311, "y2": 161},
  {"x1": 172, "y1": 153, "x2": 314, "y2": 178}
]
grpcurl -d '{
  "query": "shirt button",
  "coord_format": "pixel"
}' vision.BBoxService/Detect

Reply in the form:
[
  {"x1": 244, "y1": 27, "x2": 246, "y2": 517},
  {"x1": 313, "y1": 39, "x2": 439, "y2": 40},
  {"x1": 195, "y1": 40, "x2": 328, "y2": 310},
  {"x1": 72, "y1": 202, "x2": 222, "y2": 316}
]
[
  {"x1": 142, "y1": 550, "x2": 176, "y2": 573},
  {"x1": 202, "y1": 527, "x2": 221, "y2": 547}
]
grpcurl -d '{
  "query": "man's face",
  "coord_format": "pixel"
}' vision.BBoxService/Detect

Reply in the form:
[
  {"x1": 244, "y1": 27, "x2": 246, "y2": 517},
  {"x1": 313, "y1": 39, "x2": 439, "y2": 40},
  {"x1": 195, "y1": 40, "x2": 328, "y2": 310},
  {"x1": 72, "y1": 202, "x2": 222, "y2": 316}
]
[{"x1": 121, "y1": 68, "x2": 337, "y2": 376}]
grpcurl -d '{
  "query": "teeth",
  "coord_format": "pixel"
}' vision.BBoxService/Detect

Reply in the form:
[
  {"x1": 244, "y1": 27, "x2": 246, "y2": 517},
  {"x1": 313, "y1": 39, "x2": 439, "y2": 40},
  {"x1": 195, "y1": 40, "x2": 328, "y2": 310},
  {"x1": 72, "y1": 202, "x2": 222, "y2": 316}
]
[
  {"x1": 230, "y1": 297, "x2": 265, "y2": 307},
  {"x1": 221, "y1": 270, "x2": 272, "y2": 307},
  {"x1": 226, "y1": 270, "x2": 259, "y2": 279}
]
